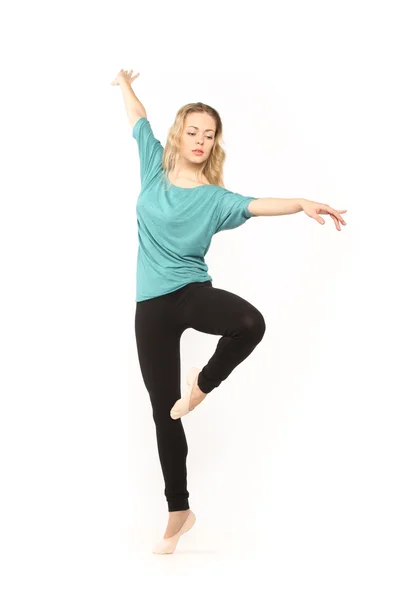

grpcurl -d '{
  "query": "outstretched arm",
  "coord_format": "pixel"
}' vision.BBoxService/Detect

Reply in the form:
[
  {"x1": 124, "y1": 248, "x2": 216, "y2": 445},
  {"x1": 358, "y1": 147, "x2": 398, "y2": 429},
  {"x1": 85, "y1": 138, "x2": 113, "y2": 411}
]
[
  {"x1": 111, "y1": 69, "x2": 147, "y2": 128},
  {"x1": 248, "y1": 197, "x2": 303, "y2": 216},
  {"x1": 248, "y1": 198, "x2": 347, "y2": 231}
]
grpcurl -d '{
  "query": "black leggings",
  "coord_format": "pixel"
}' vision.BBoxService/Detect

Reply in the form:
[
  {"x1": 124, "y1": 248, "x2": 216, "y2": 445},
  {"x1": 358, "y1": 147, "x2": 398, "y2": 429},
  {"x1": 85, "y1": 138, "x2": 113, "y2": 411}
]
[{"x1": 134, "y1": 280, "x2": 266, "y2": 512}]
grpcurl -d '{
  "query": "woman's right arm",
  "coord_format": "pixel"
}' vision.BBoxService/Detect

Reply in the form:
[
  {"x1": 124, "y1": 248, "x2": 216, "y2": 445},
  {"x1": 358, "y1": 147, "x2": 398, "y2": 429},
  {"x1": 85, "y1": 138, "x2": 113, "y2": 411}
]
[
  {"x1": 111, "y1": 69, "x2": 147, "y2": 128},
  {"x1": 112, "y1": 69, "x2": 163, "y2": 186}
]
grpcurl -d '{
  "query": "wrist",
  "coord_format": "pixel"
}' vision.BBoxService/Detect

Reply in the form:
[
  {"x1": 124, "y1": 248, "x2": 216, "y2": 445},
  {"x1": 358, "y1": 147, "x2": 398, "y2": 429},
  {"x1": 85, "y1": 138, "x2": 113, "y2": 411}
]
[{"x1": 297, "y1": 198, "x2": 305, "y2": 211}]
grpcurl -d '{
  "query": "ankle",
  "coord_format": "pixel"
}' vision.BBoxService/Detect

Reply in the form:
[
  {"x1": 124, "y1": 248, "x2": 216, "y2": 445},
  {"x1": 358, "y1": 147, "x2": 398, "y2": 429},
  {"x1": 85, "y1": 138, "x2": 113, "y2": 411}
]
[{"x1": 169, "y1": 509, "x2": 190, "y2": 515}]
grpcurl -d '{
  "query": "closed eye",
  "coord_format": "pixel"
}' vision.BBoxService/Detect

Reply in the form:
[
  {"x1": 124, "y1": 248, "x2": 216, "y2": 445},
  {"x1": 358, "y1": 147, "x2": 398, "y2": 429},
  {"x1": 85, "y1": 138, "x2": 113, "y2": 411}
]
[{"x1": 188, "y1": 132, "x2": 213, "y2": 139}]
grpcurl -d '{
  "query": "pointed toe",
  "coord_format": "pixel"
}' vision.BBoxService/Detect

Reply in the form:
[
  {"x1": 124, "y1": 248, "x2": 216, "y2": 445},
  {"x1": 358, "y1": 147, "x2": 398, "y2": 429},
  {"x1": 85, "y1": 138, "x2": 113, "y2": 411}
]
[{"x1": 169, "y1": 367, "x2": 201, "y2": 420}]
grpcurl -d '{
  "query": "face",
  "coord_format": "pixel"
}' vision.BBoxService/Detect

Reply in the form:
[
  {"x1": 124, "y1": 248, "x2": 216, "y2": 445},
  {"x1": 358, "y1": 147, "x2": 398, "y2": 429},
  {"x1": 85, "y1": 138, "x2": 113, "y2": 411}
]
[{"x1": 180, "y1": 113, "x2": 216, "y2": 164}]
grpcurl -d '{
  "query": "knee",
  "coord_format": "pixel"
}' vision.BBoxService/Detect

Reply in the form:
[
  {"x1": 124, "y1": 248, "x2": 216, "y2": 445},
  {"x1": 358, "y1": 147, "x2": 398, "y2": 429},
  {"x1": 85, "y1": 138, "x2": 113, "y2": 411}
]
[{"x1": 240, "y1": 310, "x2": 266, "y2": 343}]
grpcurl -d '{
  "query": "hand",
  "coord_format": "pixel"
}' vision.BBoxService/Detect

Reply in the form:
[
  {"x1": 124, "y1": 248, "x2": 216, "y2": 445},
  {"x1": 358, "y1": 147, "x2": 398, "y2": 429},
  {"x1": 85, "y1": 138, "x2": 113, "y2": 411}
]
[
  {"x1": 300, "y1": 199, "x2": 347, "y2": 231},
  {"x1": 111, "y1": 69, "x2": 140, "y2": 86}
]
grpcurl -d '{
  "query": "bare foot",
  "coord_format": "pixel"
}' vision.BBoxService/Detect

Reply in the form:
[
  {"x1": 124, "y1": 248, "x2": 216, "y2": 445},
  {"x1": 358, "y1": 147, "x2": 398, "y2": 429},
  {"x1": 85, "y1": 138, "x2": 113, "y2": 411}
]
[
  {"x1": 163, "y1": 509, "x2": 191, "y2": 539},
  {"x1": 188, "y1": 375, "x2": 208, "y2": 411}
]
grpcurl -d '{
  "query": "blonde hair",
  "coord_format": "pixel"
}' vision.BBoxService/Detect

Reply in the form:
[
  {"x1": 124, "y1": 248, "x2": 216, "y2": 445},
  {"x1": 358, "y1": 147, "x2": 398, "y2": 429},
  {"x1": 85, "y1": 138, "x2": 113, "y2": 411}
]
[{"x1": 161, "y1": 102, "x2": 226, "y2": 191}]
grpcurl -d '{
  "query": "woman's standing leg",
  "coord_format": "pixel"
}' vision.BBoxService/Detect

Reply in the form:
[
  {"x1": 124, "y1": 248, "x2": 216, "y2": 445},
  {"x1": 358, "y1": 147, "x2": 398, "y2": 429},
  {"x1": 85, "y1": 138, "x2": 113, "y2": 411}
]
[
  {"x1": 135, "y1": 295, "x2": 190, "y2": 512},
  {"x1": 180, "y1": 281, "x2": 266, "y2": 395}
]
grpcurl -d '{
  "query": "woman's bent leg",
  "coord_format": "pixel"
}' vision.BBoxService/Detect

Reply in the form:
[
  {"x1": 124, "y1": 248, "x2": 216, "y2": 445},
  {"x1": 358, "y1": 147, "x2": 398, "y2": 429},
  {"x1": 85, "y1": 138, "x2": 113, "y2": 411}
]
[
  {"x1": 135, "y1": 298, "x2": 189, "y2": 511},
  {"x1": 181, "y1": 282, "x2": 266, "y2": 394}
]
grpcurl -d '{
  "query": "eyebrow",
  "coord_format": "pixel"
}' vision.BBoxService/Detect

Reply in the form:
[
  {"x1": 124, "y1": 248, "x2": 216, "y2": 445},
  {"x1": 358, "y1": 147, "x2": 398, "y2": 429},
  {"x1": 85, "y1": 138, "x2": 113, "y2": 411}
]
[{"x1": 187, "y1": 125, "x2": 215, "y2": 133}]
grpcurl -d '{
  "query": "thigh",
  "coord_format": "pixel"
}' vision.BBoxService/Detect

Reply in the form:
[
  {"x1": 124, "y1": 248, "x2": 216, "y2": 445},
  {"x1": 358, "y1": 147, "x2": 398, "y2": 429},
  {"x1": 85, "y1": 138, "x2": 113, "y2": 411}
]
[
  {"x1": 135, "y1": 297, "x2": 185, "y2": 412},
  {"x1": 181, "y1": 282, "x2": 266, "y2": 338}
]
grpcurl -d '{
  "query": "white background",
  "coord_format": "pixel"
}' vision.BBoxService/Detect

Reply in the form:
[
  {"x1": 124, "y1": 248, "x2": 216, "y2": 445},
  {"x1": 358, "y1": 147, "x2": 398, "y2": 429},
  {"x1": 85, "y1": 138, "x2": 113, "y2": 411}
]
[{"x1": 1, "y1": 0, "x2": 399, "y2": 598}]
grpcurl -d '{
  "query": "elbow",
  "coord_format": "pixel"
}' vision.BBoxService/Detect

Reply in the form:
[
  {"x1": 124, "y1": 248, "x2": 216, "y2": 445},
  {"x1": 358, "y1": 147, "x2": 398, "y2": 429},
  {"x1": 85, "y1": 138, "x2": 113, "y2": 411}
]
[{"x1": 129, "y1": 110, "x2": 147, "y2": 129}]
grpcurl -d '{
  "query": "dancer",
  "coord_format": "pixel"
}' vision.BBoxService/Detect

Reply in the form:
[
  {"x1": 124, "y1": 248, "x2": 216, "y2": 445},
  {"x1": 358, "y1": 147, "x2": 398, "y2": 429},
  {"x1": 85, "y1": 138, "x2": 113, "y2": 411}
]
[{"x1": 112, "y1": 69, "x2": 347, "y2": 554}]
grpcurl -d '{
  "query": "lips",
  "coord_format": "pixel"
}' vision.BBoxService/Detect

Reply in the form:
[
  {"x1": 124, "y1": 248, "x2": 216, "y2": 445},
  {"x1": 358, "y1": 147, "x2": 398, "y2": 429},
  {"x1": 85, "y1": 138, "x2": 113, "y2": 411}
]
[{"x1": 192, "y1": 150, "x2": 204, "y2": 155}]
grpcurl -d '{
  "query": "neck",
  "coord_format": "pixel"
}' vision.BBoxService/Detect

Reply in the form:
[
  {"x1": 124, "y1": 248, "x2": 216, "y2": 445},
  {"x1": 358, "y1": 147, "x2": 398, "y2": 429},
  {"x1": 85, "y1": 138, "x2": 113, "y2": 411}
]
[{"x1": 172, "y1": 157, "x2": 204, "y2": 181}]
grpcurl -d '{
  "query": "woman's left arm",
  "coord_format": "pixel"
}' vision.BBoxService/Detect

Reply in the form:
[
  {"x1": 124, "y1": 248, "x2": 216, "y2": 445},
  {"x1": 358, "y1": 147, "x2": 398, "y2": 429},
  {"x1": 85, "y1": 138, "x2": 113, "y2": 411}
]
[{"x1": 248, "y1": 198, "x2": 347, "y2": 231}]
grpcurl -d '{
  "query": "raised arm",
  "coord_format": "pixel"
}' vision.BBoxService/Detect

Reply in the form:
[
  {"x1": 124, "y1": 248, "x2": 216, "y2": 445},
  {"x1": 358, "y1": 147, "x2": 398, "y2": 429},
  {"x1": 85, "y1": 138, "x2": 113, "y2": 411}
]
[{"x1": 111, "y1": 69, "x2": 147, "y2": 128}]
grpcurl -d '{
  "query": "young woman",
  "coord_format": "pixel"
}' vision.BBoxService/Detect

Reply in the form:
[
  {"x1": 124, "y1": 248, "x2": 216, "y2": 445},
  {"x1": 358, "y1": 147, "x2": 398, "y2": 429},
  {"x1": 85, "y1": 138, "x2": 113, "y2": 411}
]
[{"x1": 112, "y1": 69, "x2": 347, "y2": 554}]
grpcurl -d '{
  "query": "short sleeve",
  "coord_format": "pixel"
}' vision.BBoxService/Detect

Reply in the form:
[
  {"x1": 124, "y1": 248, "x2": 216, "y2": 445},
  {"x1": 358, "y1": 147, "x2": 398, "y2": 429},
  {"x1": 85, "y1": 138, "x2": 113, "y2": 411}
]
[
  {"x1": 214, "y1": 188, "x2": 256, "y2": 233},
  {"x1": 132, "y1": 117, "x2": 164, "y2": 188}
]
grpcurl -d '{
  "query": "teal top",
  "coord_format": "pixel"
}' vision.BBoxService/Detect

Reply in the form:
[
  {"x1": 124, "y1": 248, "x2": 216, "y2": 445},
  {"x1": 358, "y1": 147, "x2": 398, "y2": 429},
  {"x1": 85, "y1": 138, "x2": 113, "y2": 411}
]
[{"x1": 132, "y1": 117, "x2": 257, "y2": 302}]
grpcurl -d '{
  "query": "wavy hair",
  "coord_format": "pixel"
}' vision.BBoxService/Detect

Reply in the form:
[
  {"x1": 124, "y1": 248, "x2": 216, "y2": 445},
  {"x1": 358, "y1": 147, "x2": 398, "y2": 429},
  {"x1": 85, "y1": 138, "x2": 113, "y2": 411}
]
[{"x1": 161, "y1": 103, "x2": 226, "y2": 191}]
